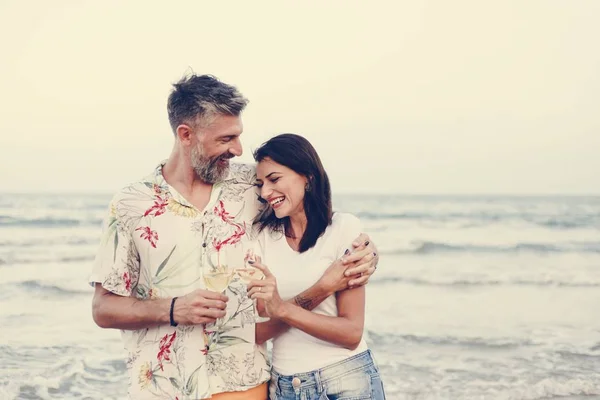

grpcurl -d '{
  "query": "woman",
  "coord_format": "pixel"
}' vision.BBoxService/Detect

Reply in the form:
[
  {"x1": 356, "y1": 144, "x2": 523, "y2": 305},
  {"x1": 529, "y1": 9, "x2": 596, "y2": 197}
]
[{"x1": 246, "y1": 134, "x2": 386, "y2": 400}]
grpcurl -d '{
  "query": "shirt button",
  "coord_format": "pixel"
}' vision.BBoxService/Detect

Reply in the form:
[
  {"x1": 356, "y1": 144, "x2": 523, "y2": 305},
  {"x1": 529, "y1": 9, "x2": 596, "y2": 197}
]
[{"x1": 292, "y1": 377, "x2": 301, "y2": 388}]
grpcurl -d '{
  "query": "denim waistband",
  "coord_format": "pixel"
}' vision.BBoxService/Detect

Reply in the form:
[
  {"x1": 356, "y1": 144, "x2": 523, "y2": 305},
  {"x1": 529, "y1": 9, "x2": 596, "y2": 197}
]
[{"x1": 271, "y1": 350, "x2": 378, "y2": 391}]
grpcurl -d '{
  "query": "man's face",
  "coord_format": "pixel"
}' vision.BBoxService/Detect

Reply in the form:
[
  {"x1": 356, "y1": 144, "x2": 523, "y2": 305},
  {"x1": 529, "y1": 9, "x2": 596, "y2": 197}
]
[{"x1": 190, "y1": 114, "x2": 243, "y2": 183}]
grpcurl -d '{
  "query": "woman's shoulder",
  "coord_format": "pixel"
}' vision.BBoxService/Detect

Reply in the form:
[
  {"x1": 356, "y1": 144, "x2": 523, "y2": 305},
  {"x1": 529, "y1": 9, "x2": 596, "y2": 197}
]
[
  {"x1": 332, "y1": 212, "x2": 362, "y2": 230},
  {"x1": 328, "y1": 212, "x2": 363, "y2": 254}
]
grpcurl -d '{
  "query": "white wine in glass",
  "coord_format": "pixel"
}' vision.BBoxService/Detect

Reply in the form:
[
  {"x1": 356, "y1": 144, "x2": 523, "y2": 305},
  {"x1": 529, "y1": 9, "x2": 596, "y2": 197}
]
[
  {"x1": 235, "y1": 248, "x2": 264, "y2": 283},
  {"x1": 204, "y1": 243, "x2": 241, "y2": 294},
  {"x1": 235, "y1": 268, "x2": 263, "y2": 284},
  {"x1": 202, "y1": 243, "x2": 241, "y2": 341},
  {"x1": 203, "y1": 269, "x2": 233, "y2": 293}
]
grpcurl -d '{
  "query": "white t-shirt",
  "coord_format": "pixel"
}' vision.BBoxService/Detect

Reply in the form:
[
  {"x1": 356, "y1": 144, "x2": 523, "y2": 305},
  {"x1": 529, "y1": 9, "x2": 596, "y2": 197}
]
[{"x1": 256, "y1": 212, "x2": 369, "y2": 375}]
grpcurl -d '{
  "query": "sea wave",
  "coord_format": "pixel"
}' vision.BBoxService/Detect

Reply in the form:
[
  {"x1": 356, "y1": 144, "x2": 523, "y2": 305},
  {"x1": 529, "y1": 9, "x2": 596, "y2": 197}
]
[
  {"x1": 0, "y1": 254, "x2": 95, "y2": 266},
  {"x1": 509, "y1": 378, "x2": 600, "y2": 400},
  {"x1": 377, "y1": 276, "x2": 600, "y2": 288},
  {"x1": 355, "y1": 211, "x2": 600, "y2": 230},
  {"x1": 557, "y1": 350, "x2": 600, "y2": 361},
  {"x1": 0, "y1": 346, "x2": 127, "y2": 400},
  {"x1": 12, "y1": 280, "x2": 90, "y2": 297},
  {"x1": 367, "y1": 331, "x2": 536, "y2": 350},
  {"x1": 382, "y1": 240, "x2": 600, "y2": 255},
  {"x1": 0, "y1": 237, "x2": 97, "y2": 247},
  {"x1": 0, "y1": 216, "x2": 103, "y2": 228}
]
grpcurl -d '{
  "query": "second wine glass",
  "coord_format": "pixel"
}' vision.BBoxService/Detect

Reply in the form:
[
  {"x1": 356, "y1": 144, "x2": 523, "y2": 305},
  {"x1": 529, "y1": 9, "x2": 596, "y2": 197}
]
[{"x1": 235, "y1": 248, "x2": 267, "y2": 323}]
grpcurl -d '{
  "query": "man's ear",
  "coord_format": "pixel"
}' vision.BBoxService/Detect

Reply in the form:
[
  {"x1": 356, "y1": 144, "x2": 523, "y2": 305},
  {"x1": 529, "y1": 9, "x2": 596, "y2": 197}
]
[{"x1": 176, "y1": 124, "x2": 194, "y2": 145}]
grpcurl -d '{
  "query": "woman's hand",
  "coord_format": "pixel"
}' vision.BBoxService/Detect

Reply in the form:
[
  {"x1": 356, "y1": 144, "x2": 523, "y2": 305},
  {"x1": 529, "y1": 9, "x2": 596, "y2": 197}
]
[{"x1": 246, "y1": 260, "x2": 287, "y2": 319}]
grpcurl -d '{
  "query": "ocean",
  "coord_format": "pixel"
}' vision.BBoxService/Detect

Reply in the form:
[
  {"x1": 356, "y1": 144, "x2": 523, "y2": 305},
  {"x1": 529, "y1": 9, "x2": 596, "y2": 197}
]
[{"x1": 1, "y1": 193, "x2": 599, "y2": 399}]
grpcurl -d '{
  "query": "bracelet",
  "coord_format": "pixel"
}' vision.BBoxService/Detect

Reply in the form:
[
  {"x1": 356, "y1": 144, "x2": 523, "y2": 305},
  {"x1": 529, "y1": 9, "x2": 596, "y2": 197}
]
[{"x1": 169, "y1": 297, "x2": 178, "y2": 327}]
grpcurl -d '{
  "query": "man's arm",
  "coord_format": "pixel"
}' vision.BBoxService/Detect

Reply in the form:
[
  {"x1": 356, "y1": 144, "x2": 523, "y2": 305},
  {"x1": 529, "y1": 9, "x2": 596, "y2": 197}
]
[{"x1": 92, "y1": 284, "x2": 228, "y2": 330}]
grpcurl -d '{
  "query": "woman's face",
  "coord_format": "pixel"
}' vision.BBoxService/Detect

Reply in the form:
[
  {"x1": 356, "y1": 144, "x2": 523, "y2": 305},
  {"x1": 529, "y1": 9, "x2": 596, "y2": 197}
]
[{"x1": 256, "y1": 157, "x2": 308, "y2": 220}]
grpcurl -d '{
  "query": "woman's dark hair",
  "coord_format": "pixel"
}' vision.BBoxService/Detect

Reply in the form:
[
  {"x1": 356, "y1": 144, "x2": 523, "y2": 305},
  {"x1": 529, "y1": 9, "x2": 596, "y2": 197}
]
[{"x1": 253, "y1": 133, "x2": 332, "y2": 253}]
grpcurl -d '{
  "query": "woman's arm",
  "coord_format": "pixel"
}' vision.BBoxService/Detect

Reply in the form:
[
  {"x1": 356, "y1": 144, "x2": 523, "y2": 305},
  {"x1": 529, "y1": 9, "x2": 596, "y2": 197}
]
[
  {"x1": 254, "y1": 280, "x2": 333, "y2": 345},
  {"x1": 254, "y1": 257, "x2": 347, "y2": 345},
  {"x1": 279, "y1": 286, "x2": 365, "y2": 349},
  {"x1": 252, "y1": 243, "x2": 375, "y2": 345},
  {"x1": 249, "y1": 261, "x2": 365, "y2": 350},
  {"x1": 251, "y1": 219, "x2": 374, "y2": 345}
]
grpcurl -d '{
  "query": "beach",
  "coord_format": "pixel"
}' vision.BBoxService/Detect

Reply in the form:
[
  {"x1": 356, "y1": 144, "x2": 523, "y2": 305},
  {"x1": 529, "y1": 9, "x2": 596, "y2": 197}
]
[{"x1": 1, "y1": 193, "x2": 599, "y2": 399}]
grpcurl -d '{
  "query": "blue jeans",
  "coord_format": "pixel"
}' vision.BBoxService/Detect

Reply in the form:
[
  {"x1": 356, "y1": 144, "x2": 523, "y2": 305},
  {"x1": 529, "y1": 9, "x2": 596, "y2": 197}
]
[{"x1": 269, "y1": 350, "x2": 386, "y2": 400}]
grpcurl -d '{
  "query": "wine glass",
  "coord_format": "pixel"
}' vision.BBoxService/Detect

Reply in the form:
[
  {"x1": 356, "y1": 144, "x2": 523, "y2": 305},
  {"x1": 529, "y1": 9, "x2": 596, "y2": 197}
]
[
  {"x1": 203, "y1": 246, "x2": 237, "y2": 294},
  {"x1": 235, "y1": 248, "x2": 266, "y2": 323},
  {"x1": 202, "y1": 243, "x2": 239, "y2": 338}
]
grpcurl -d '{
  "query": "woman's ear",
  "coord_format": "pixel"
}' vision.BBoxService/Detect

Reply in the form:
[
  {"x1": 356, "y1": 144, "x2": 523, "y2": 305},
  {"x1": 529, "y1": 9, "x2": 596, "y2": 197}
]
[{"x1": 304, "y1": 175, "x2": 314, "y2": 192}]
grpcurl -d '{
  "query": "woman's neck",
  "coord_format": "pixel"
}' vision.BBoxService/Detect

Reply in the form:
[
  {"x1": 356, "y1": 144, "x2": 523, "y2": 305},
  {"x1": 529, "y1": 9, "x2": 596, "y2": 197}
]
[{"x1": 286, "y1": 213, "x2": 307, "y2": 242}]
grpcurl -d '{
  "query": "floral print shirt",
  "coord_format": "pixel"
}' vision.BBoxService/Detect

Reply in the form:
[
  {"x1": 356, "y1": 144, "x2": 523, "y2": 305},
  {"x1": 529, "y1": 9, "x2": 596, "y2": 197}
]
[{"x1": 90, "y1": 162, "x2": 270, "y2": 400}]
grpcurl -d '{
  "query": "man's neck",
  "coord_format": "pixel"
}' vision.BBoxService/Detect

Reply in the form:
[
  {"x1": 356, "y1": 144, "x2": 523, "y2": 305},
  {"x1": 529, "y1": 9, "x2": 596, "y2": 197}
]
[{"x1": 162, "y1": 152, "x2": 213, "y2": 211}]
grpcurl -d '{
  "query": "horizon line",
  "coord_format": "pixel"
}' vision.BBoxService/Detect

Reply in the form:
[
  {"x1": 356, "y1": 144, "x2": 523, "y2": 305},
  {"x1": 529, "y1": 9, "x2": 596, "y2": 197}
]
[{"x1": 1, "y1": 191, "x2": 599, "y2": 198}]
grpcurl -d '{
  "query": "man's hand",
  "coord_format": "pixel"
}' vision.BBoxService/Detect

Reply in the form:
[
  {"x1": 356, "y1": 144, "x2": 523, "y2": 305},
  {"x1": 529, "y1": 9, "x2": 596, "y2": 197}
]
[
  {"x1": 173, "y1": 289, "x2": 228, "y2": 325},
  {"x1": 343, "y1": 233, "x2": 379, "y2": 287},
  {"x1": 317, "y1": 233, "x2": 379, "y2": 292},
  {"x1": 317, "y1": 256, "x2": 356, "y2": 294}
]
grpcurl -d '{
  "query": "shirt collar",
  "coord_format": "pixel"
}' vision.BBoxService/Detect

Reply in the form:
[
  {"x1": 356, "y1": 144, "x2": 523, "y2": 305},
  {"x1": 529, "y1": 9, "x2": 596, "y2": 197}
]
[{"x1": 152, "y1": 161, "x2": 224, "y2": 213}]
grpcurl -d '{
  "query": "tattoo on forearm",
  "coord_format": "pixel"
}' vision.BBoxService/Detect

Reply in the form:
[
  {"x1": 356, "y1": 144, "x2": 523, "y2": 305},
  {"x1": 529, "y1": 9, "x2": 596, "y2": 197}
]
[{"x1": 294, "y1": 295, "x2": 313, "y2": 310}]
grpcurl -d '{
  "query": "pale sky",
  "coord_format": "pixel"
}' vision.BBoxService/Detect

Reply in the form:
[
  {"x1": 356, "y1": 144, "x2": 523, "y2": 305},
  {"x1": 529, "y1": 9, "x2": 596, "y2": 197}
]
[{"x1": 1, "y1": 0, "x2": 598, "y2": 194}]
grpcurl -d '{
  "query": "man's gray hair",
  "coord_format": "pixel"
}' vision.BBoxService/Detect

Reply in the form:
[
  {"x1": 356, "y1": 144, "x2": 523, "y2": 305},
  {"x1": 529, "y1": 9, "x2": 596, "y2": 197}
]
[{"x1": 167, "y1": 74, "x2": 248, "y2": 133}]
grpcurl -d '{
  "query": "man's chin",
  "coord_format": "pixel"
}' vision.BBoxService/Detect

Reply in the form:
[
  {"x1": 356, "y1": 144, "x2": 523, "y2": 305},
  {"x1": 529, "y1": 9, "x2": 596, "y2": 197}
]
[
  {"x1": 194, "y1": 166, "x2": 229, "y2": 184},
  {"x1": 211, "y1": 165, "x2": 230, "y2": 183}
]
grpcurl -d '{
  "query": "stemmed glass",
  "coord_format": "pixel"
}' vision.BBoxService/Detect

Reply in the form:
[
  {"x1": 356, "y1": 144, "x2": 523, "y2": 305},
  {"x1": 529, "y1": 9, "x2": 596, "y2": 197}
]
[
  {"x1": 202, "y1": 244, "x2": 239, "y2": 341},
  {"x1": 203, "y1": 246, "x2": 237, "y2": 294},
  {"x1": 235, "y1": 248, "x2": 266, "y2": 322}
]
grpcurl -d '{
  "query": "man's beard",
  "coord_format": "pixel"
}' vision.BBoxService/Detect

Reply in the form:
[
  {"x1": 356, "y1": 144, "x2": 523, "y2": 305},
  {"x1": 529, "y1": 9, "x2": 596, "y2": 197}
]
[{"x1": 191, "y1": 147, "x2": 232, "y2": 184}]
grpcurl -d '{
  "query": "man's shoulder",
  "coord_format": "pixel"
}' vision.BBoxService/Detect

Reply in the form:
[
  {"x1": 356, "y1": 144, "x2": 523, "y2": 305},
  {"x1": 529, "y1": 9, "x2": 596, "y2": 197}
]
[
  {"x1": 220, "y1": 162, "x2": 258, "y2": 198},
  {"x1": 109, "y1": 170, "x2": 158, "y2": 208},
  {"x1": 228, "y1": 162, "x2": 256, "y2": 181},
  {"x1": 218, "y1": 163, "x2": 261, "y2": 216}
]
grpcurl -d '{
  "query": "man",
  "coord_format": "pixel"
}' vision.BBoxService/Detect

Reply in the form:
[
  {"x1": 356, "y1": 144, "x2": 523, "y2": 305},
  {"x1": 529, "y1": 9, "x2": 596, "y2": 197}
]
[{"x1": 90, "y1": 74, "x2": 378, "y2": 400}]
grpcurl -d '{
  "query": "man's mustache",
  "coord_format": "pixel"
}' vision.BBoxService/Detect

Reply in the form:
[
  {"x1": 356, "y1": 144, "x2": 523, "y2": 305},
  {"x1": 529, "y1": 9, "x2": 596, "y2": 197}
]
[{"x1": 217, "y1": 153, "x2": 234, "y2": 161}]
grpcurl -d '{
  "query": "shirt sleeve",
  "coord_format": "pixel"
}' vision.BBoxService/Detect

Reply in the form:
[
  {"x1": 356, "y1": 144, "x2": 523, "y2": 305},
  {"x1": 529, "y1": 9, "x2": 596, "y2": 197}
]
[
  {"x1": 88, "y1": 194, "x2": 140, "y2": 297},
  {"x1": 335, "y1": 213, "x2": 363, "y2": 259}
]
